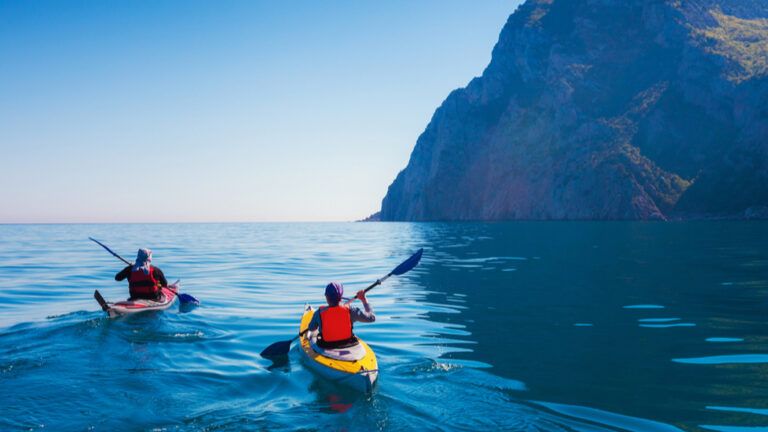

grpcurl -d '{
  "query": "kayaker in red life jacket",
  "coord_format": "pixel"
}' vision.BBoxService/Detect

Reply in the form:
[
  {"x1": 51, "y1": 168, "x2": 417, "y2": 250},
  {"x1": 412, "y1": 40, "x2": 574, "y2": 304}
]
[
  {"x1": 114, "y1": 248, "x2": 169, "y2": 301},
  {"x1": 308, "y1": 281, "x2": 375, "y2": 349}
]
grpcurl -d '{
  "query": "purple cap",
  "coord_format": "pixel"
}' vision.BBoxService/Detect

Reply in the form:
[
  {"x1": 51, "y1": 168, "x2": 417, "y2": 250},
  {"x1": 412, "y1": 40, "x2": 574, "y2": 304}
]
[{"x1": 324, "y1": 281, "x2": 344, "y2": 305}]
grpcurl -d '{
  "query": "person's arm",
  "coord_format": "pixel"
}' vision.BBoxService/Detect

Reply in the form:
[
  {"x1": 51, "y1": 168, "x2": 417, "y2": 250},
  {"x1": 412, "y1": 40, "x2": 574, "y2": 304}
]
[
  {"x1": 153, "y1": 266, "x2": 168, "y2": 287},
  {"x1": 351, "y1": 290, "x2": 375, "y2": 323},
  {"x1": 308, "y1": 309, "x2": 321, "y2": 331},
  {"x1": 115, "y1": 266, "x2": 131, "y2": 281}
]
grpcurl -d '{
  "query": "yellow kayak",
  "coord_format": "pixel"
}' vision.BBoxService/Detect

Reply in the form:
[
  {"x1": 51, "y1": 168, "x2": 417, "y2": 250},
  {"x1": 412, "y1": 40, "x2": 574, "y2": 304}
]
[{"x1": 299, "y1": 305, "x2": 378, "y2": 392}]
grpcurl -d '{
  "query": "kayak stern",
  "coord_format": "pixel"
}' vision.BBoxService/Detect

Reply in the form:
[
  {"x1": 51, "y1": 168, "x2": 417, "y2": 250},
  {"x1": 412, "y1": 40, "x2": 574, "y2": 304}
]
[{"x1": 298, "y1": 305, "x2": 379, "y2": 392}]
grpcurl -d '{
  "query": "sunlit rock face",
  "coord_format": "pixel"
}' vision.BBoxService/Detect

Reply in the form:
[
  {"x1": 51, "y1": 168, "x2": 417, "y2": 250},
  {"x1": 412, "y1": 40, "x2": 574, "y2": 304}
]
[{"x1": 379, "y1": 0, "x2": 768, "y2": 221}]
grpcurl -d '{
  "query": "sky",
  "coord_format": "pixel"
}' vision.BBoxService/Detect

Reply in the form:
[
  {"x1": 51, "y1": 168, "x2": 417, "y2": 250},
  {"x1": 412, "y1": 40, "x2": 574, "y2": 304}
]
[{"x1": 0, "y1": 1, "x2": 521, "y2": 223}]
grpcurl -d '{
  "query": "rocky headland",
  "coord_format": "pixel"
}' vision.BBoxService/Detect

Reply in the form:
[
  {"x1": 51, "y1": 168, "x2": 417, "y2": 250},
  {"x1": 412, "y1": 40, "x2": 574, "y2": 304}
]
[{"x1": 378, "y1": 0, "x2": 768, "y2": 221}]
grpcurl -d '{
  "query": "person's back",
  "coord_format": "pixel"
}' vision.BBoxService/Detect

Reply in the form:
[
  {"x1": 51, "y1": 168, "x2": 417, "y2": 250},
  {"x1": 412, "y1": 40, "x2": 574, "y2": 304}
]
[
  {"x1": 115, "y1": 248, "x2": 168, "y2": 300},
  {"x1": 309, "y1": 281, "x2": 375, "y2": 348}
]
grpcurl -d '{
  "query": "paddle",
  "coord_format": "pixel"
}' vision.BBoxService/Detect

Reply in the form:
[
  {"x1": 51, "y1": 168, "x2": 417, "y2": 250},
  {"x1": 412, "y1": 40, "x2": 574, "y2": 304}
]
[
  {"x1": 89, "y1": 237, "x2": 199, "y2": 304},
  {"x1": 89, "y1": 237, "x2": 131, "y2": 266},
  {"x1": 260, "y1": 248, "x2": 424, "y2": 358}
]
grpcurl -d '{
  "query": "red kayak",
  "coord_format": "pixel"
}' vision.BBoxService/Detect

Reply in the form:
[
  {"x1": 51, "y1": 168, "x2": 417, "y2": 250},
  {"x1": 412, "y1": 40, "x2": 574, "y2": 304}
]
[{"x1": 94, "y1": 283, "x2": 179, "y2": 318}]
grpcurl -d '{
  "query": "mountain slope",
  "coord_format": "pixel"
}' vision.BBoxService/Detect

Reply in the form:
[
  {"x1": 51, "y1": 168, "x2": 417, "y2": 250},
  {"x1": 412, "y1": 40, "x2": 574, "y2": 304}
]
[{"x1": 379, "y1": 0, "x2": 768, "y2": 221}]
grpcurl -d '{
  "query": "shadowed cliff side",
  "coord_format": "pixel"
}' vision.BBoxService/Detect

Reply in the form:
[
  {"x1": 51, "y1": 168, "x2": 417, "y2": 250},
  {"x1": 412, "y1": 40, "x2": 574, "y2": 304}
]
[{"x1": 379, "y1": 0, "x2": 768, "y2": 221}]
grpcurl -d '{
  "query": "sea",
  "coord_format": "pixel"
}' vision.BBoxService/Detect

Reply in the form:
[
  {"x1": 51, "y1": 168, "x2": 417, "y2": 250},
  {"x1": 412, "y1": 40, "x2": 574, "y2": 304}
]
[{"x1": 1, "y1": 222, "x2": 767, "y2": 431}]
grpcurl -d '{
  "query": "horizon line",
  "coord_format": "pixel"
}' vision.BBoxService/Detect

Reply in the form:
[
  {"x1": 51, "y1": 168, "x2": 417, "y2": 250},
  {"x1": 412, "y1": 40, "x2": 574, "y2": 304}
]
[{"x1": 0, "y1": 220, "x2": 378, "y2": 225}]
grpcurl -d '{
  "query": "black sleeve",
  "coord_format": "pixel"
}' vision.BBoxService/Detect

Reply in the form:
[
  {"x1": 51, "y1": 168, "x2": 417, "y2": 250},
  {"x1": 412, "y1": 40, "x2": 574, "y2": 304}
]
[
  {"x1": 115, "y1": 266, "x2": 132, "y2": 281},
  {"x1": 153, "y1": 266, "x2": 168, "y2": 287}
]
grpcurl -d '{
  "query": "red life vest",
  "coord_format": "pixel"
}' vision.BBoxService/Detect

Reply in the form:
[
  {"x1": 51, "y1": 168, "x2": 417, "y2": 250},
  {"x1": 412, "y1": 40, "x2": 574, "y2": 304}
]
[
  {"x1": 319, "y1": 305, "x2": 354, "y2": 343},
  {"x1": 128, "y1": 266, "x2": 160, "y2": 299}
]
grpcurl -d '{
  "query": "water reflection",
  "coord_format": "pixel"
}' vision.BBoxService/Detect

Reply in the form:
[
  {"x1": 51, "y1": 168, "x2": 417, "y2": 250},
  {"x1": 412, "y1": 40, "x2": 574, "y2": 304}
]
[
  {"x1": 673, "y1": 354, "x2": 768, "y2": 364},
  {"x1": 408, "y1": 221, "x2": 768, "y2": 431},
  {"x1": 705, "y1": 338, "x2": 744, "y2": 343}
]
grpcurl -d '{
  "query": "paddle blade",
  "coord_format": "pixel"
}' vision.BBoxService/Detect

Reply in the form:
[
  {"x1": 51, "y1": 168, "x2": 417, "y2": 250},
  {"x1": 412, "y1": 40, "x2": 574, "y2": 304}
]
[
  {"x1": 391, "y1": 248, "x2": 423, "y2": 276},
  {"x1": 260, "y1": 340, "x2": 293, "y2": 358},
  {"x1": 93, "y1": 290, "x2": 110, "y2": 312},
  {"x1": 178, "y1": 293, "x2": 199, "y2": 305}
]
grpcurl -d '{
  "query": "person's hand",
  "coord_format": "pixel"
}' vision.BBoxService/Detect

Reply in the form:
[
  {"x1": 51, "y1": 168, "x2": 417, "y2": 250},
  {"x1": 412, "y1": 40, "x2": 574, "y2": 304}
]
[{"x1": 356, "y1": 290, "x2": 367, "y2": 303}]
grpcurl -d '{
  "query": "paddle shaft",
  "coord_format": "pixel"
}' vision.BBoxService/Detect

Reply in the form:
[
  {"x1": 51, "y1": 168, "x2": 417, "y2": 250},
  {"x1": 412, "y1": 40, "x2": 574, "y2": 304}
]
[
  {"x1": 366, "y1": 274, "x2": 390, "y2": 292},
  {"x1": 89, "y1": 237, "x2": 132, "y2": 266},
  {"x1": 344, "y1": 274, "x2": 390, "y2": 305}
]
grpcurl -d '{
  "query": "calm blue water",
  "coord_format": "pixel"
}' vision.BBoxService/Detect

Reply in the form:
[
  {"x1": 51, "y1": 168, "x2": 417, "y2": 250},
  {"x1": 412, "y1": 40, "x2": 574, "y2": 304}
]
[{"x1": 1, "y1": 222, "x2": 767, "y2": 431}]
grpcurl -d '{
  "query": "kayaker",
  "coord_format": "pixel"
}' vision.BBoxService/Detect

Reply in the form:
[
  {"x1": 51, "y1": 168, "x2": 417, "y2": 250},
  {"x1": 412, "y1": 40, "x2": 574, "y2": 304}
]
[
  {"x1": 308, "y1": 281, "x2": 375, "y2": 349},
  {"x1": 114, "y1": 248, "x2": 169, "y2": 301}
]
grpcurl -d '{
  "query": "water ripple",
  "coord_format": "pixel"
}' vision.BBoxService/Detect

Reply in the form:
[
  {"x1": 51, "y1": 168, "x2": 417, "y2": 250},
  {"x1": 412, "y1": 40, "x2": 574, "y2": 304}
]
[
  {"x1": 673, "y1": 354, "x2": 768, "y2": 364},
  {"x1": 1, "y1": 222, "x2": 767, "y2": 431}
]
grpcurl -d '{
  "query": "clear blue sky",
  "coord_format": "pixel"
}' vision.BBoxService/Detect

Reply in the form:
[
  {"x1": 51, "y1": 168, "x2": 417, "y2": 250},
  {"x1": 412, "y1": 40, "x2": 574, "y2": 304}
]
[{"x1": 0, "y1": 1, "x2": 521, "y2": 223}]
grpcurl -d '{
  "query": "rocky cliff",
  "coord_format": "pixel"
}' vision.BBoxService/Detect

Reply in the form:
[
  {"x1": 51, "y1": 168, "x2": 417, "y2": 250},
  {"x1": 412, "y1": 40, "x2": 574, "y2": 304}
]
[{"x1": 379, "y1": 0, "x2": 768, "y2": 220}]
